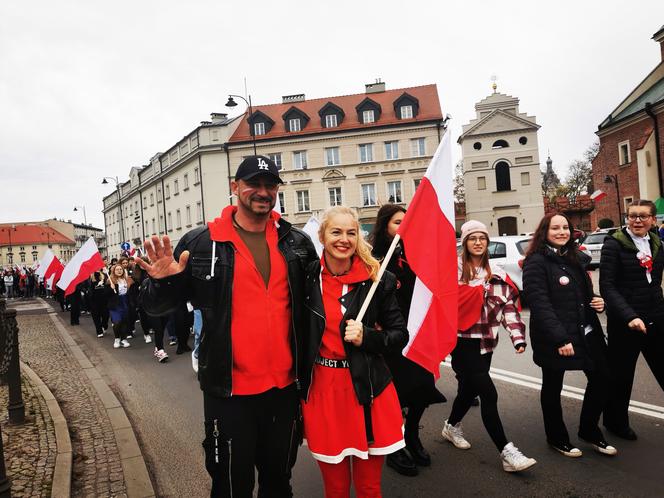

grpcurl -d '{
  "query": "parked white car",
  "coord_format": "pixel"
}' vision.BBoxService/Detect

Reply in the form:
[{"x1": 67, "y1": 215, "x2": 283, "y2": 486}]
[
  {"x1": 580, "y1": 228, "x2": 618, "y2": 268},
  {"x1": 457, "y1": 235, "x2": 532, "y2": 291}
]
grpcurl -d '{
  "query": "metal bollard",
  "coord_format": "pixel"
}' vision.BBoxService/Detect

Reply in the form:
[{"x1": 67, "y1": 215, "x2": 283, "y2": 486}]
[{"x1": 0, "y1": 299, "x2": 23, "y2": 424}]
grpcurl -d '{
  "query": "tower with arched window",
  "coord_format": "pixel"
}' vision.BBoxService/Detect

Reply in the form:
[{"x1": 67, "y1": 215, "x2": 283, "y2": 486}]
[{"x1": 459, "y1": 90, "x2": 544, "y2": 236}]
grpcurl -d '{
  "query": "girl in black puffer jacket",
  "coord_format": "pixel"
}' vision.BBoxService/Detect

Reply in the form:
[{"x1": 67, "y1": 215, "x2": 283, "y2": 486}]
[{"x1": 523, "y1": 212, "x2": 616, "y2": 458}]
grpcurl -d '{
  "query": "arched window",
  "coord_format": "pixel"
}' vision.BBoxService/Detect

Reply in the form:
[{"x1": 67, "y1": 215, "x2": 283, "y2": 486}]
[
  {"x1": 495, "y1": 161, "x2": 511, "y2": 191},
  {"x1": 492, "y1": 139, "x2": 509, "y2": 149}
]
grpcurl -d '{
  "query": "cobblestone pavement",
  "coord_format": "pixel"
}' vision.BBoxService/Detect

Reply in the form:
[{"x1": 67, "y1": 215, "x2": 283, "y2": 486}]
[
  {"x1": 17, "y1": 310, "x2": 128, "y2": 497},
  {"x1": 0, "y1": 376, "x2": 56, "y2": 497}
]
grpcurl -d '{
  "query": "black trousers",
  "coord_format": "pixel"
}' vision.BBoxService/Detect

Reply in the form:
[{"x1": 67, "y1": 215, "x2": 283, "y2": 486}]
[
  {"x1": 69, "y1": 293, "x2": 81, "y2": 325},
  {"x1": 604, "y1": 318, "x2": 664, "y2": 430},
  {"x1": 90, "y1": 293, "x2": 109, "y2": 334},
  {"x1": 541, "y1": 366, "x2": 609, "y2": 443},
  {"x1": 448, "y1": 338, "x2": 508, "y2": 451},
  {"x1": 203, "y1": 384, "x2": 299, "y2": 498}
]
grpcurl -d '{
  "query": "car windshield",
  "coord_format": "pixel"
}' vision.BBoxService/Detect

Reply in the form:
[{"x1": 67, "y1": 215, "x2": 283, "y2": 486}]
[
  {"x1": 584, "y1": 233, "x2": 609, "y2": 244},
  {"x1": 515, "y1": 239, "x2": 531, "y2": 255}
]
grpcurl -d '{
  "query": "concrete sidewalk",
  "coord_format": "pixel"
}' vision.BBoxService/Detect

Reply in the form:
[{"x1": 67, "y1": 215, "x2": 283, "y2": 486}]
[{"x1": 10, "y1": 297, "x2": 154, "y2": 497}]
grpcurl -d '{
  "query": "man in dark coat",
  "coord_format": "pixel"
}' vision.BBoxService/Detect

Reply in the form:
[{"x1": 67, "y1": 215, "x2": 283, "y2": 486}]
[{"x1": 600, "y1": 199, "x2": 664, "y2": 440}]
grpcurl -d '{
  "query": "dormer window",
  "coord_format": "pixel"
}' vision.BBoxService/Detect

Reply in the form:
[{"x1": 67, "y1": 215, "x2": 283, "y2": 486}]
[
  {"x1": 393, "y1": 92, "x2": 419, "y2": 120},
  {"x1": 356, "y1": 97, "x2": 381, "y2": 124},
  {"x1": 319, "y1": 101, "x2": 345, "y2": 128},
  {"x1": 282, "y1": 106, "x2": 310, "y2": 133},
  {"x1": 248, "y1": 110, "x2": 275, "y2": 135}
]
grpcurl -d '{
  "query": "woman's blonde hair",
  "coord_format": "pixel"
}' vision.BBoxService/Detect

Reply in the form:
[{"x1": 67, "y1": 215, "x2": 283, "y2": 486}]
[{"x1": 318, "y1": 206, "x2": 381, "y2": 281}]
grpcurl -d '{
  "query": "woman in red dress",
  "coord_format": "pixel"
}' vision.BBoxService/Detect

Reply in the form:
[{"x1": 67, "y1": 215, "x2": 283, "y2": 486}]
[{"x1": 300, "y1": 206, "x2": 408, "y2": 498}]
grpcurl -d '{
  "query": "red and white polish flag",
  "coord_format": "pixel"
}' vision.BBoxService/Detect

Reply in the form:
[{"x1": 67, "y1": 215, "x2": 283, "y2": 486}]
[
  {"x1": 397, "y1": 132, "x2": 458, "y2": 378},
  {"x1": 57, "y1": 238, "x2": 105, "y2": 296},
  {"x1": 590, "y1": 189, "x2": 607, "y2": 202},
  {"x1": 36, "y1": 249, "x2": 65, "y2": 291}
]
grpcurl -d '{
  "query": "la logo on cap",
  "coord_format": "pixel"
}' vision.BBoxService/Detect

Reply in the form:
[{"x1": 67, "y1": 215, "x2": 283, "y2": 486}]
[{"x1": 257, "y1": 158, "x2": 269, "y2": 171}]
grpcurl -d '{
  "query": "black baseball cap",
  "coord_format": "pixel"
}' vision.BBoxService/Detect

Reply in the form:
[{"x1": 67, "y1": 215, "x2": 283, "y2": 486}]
[{"x1": 235, "y1": 155, "x2": 283, "y2": 184}]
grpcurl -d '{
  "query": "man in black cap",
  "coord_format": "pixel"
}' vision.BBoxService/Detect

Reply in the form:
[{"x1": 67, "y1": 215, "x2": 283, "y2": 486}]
[{"x1": 138, "y1": 155, "x2": 317, "y2": 497}]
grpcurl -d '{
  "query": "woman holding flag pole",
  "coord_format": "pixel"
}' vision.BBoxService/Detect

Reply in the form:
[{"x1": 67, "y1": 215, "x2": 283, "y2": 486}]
[
  {"x1": 441, "y1": 220, "x2": 537, "y2": 473},
  {"x1": 300, "y1": 206, "x2": 407, "y2": 498}
]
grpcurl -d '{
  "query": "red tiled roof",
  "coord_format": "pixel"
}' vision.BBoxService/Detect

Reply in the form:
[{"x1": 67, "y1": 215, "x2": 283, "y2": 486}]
[
  {"x1": 229, "y1": 84, "x2": 443, "y2": 143},
  {"x1": 0, "y1": 224, "x2": 75, "y2": 246}
]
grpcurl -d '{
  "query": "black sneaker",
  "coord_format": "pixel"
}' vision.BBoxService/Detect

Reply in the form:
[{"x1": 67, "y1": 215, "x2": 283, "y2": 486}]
[
  {"x1": 548, "y1": 440, "x2": 582, "y2": 458},
  {"x1": 405, "y1": 437, "x2": 431, "y2": 467},
  {"x1": 386, "y1": 449, "x2": 418, "y2": 477},
  {"x1": 579, "y1": 435, "x2": 617, "y2": 456}
]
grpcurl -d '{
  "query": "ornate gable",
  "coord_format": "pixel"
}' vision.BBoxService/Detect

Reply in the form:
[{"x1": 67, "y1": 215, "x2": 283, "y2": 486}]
[{"x1": 460, "y1": 109, "x2": 539, "y2": 140}]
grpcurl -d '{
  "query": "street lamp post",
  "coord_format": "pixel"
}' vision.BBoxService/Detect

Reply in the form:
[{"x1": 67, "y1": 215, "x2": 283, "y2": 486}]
[
  {"x1": 226, "y1": 94, "x2": 257, "y2": 155},
  {"x1": 73, "y1": 205, "x2": 88, "y2": 241},
  {"x1": 102, "y1": 177, "x2": 125, "y2": 248},
  {"x1": 604, "y1": 174, "x2": 622, "y2": 226}
]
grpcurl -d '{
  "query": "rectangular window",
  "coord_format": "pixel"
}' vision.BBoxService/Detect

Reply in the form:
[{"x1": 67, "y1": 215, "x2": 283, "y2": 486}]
[
  {"x1": 361, "y1": 184, "x2": 377, "y2": 206},
  {"x1": 33, "y1": 253, "x2": 38, "y2": 262},
  {"x1": 359, "y1": 143, "x2": 374, "y2": 163},
  {"x1": 387, "y1": 181, "x2": 403, "y2": 203},
  {"x1": 152, "y1": 218, "x2": 156, "y2": 234},
  {"x1": 196, "y1": 202, "x2": 203, "y2": 223},
  {"x1": 254, "y1": 122, "x2": 266, "y2": 136},
  {"x1": 165, "y1": 184, "x2": 170, "y2": 199},
  {"x1": 619, "y1": 141, "x2": 630, "y2": 165},
  {"x1": 167, "y1": 212, "x2": 173, "y2": 231},
  {"x1": 20, "y1": 253, "x2": 25, "y2": 263},
  {"x1": 411, "y1": 138, "x2": 426, "y2": 157},
  {"x1": 157, "y1": 186, "x2": 163, "y2": 203},
  {"x1": 293, "y1": 151, "x2": 308, "y2": 170},
  {"x1": 194, "y1": 167, "x2": 200, "y2": 184},
  {"x1": 184, "y1": 174, "x2": 189, "y2": 190},
  {"x1": 521, "y1": 172, "x2": 530, "y2": 186},
  {"x1": 150, "y1": 193, "x2": 154, "y2": 206},
  {"x1": 159, "y1": 215, "x2": 164, "y2": 232},
  {"x1": 145, "y1": 221, "x2": 149, "y2": 234},
  {"x1": 180, "y1": 143, "x2": 189, "y2": 156},
  {"x1": 478, "y1": 176, "x2": 487, "y2": 190},
  {"x1": 296, "y1": 190, "x2": 310, "y2": 212},
  {"x1": 32, "y1": 245, "x2": 37, "y2": 250},
  {"x1": 278, "y1": 192, "x2": 286, "y2": 214},
  {"x1": 176, "y1": 210, "x2": 182, "y2": 229},
  {"x1": 143, "y1": 196, "x2": 147, "y2": 209},
  {"x1": 170, "y1": 150, "x2": 178, "y2": 163},
  {"x1": 174, "y1": 179, "x2": 179, "y2": 195},
  {"x1": 269, "y1": 153, "x2": 283, "y2": 170},
  {"x1": 329, "y1": 187, "x2": 342, "y2": 206},
  {"x1": 325, "y1": 114, "x2": 338, "y2": 128},
  {"x1": 191, "y1": 135, "x2": 199, "y2": 149},
  {"x1": 289, "y1": 118, "x2": 301, "y2": 132},
  {"x1": 362, "y1": 110, "x2": 375, "y2": 124},
  {"x1": 162, "y1": 156, "x2": 169, "y2": 167},
  {"x1": 325, "y1": 147, "x2": 340, "y2": 166},
  {"x1": 400, "y1": 105, "x2": 413, "y2": 119},
  {"x1": 186, "y1": 206, "x2": 192, "y2": 226},
  {"x1": 385, "y1": 141, "x2": 399, "y2": 160}
]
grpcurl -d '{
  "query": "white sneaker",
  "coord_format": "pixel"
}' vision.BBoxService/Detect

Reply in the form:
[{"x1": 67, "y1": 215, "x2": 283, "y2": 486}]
[
  {"x1": 120, "y1": 339, "x2": 131, "y2": 348},
  {"x1": 97, "y1": 332, "x2": 104, "y2": 338},
  {"x1": 192, "y1": 352, "x2": 199, "y2": 373},
  {"x1": 113, "y1": 338, "x2": 121, "y2": 349},
  {"x1": 501, "y1": 442, "x2": 537, "y2": 472},
  {"x1": 144, "y1": 334, "x2": 152, "y2": 344},
  {"x1": 441, "y1": 420, "x2": 471, "y2": 449},
  {"x1": 154, "y1": 348, "x2": 169, "y2": 363}
]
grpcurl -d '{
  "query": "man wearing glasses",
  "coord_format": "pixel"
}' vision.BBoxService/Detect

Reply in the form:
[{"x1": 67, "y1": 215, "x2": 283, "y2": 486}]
[{"x1": 600, "y1": 199, "x2": 664, "y2": 440}]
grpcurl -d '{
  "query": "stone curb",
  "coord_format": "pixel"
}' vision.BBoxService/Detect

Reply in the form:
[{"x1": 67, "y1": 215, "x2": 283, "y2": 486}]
[
  {"x1": 20, "y1": 361, "x2": 72, "y2": 498},
  {"x1": 47, "y1": 312, "x2": 156, "y2": 498}
]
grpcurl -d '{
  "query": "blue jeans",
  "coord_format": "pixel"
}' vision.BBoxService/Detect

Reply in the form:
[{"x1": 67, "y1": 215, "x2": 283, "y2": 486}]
[{"x1": 193, "y1": 309, "x2": 202, "y2": 359}]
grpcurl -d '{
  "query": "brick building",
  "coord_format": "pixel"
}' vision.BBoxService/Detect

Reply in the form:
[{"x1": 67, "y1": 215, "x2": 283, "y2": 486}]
[{"x1": 591, "y1": 25, "x2": 664, "y2": 227}]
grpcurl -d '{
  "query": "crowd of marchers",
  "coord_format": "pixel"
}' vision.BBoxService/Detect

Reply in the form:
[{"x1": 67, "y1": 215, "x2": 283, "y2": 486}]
[{"x1": 7, "y1": 155, "x2": 663, "y2": 498}]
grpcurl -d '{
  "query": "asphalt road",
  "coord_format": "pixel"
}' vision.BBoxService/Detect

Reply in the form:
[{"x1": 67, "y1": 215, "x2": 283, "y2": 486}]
[{"x1": 43, "y1": 293, "x2": 664, "y2": 498}]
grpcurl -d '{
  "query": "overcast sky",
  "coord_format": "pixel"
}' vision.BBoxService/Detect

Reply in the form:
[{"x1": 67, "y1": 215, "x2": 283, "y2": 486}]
[{"x1": 2, "y1": 1, "x2": 663, "y2": 230}]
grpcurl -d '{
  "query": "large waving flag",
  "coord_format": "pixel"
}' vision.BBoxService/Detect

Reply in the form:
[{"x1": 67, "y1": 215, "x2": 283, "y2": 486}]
[
  {"x1": 57, "y1": 238, "x2": 105, "y2": 296},
  {"x1": 397, "y1": 132, "x2": 458, "y2": 378}
]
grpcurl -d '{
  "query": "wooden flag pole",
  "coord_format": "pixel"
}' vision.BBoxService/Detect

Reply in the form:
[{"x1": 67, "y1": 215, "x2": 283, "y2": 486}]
[{"x1": 355, "y1": 234, "x2": 401, "y2": 323}]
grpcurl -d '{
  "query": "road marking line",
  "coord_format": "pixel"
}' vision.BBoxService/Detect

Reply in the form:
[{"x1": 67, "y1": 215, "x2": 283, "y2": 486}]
[{"x1": 440, "y1": 361, "x2": 664, "y2": 420}]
